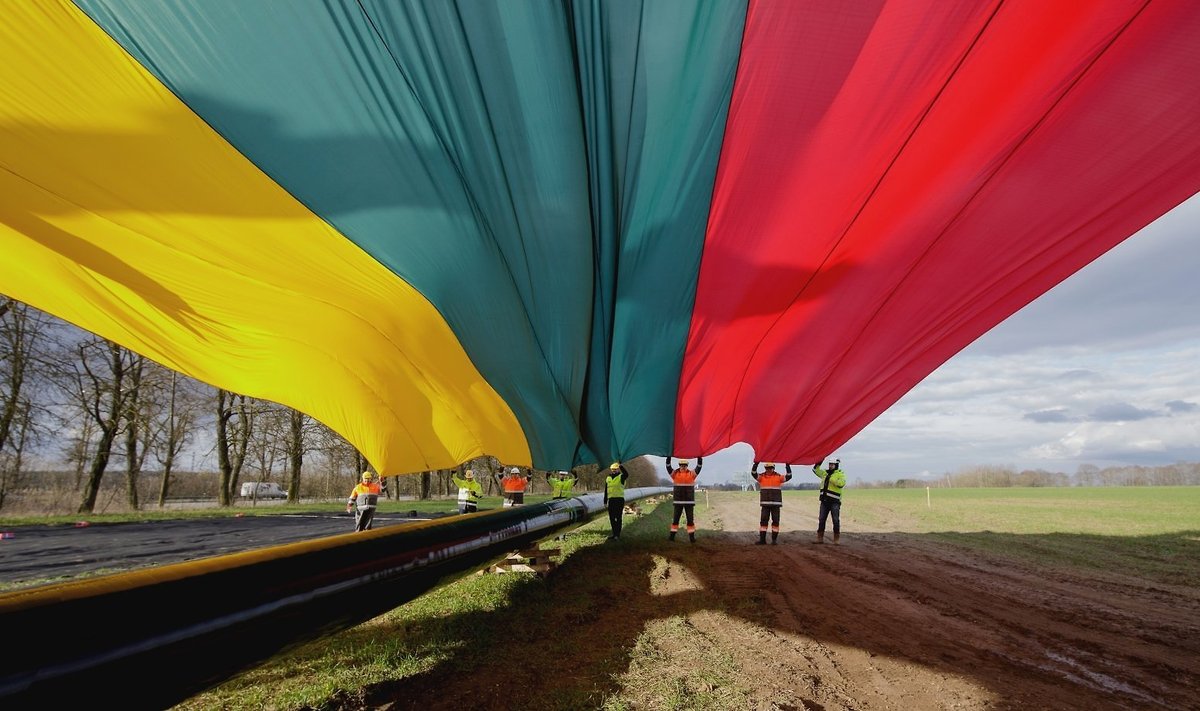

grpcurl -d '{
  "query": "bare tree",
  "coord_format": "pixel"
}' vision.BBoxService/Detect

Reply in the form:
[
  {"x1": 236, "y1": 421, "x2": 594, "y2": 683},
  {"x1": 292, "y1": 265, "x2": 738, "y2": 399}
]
[
  {"x1": 0, "y1": 297, "x2": 21, "y2": 456},
  {"x1": 152, "y1": 369, "x2": 202, "y2": 507},
  {"x1": 215, "y1": 388, "x2": 254, "y2": 506},
  {"x1": 285, "y1": 407, "x2": 309, "y2": 503},
  {"x1": 1, "y1": 299, "x2": 50, "y2": 456},
  {"x1": 120, "y1": 352, "x2": 149, "y2": 509},
  {"x1": 308, "y1": 421, "x2": 365, "y2": 500},
  {"x1": 50, "y1": 335, "x2": 139, "y2": 513},
  {"x1": 62, "y1": 415, "x2": 96, "y2": 489},
  {"x1": 242, "y1": 400, "x2": 288, "y2": 502},
  {"x1": 0, "y1": 298, "x2": 53, "y2": 509},
  {"x1": 1075, "y1": 463, "x2": 1099, "y2": 487},
  {"x1": 0, "y1": 398, "x2": 34, "y2": 510}
]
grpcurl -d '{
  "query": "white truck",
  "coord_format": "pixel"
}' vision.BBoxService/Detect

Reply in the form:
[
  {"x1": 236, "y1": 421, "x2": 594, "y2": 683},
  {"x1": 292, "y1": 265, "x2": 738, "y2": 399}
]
[{"x1": 239, "y1": 482, "x2": 288, "y2": 500}]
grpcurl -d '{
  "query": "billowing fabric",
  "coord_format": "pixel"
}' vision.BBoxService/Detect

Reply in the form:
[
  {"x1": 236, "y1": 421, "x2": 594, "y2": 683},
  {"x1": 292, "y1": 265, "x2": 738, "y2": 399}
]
[
  {"x1": 3, "y1": 1, "x2": 1199, "y2": 474},
  {"x1": 678, "y1": 0, "x2": 1200, "y2": 461}
]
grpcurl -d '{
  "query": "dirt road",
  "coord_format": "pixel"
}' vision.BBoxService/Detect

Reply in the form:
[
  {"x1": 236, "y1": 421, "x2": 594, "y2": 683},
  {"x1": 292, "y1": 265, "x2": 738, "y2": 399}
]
[
  {"x1": 364, "y1": 492, "x2": 1198, "y2": 710},
  {"x1": 649, "y1": 493, "x2": 1200, "y2": 710}
]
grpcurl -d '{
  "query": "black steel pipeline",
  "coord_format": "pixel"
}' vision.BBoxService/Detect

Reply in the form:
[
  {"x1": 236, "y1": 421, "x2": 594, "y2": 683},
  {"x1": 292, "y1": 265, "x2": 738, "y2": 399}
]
[{"x1": 0, "y1": 488, "x2": 667, "y2": 709}]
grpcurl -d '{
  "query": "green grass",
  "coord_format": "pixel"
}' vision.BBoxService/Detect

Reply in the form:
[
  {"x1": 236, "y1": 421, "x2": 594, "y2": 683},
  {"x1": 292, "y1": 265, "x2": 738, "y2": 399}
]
[
  {"x1": 838, "y1": 486, "x2": 1200, "y2": 585},
  {"x1": 176, "y1": 499, "x2": 738, "y2": 711},
  {"x1": 845, "y1": 485, "x2": 1200, "y2": 535}
]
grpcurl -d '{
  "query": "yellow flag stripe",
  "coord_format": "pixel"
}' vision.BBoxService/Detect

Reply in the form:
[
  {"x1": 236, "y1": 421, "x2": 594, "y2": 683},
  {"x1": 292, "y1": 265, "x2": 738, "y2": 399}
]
[{"x1": 0, "y1": 1, "x2": 531, "y2": 472}]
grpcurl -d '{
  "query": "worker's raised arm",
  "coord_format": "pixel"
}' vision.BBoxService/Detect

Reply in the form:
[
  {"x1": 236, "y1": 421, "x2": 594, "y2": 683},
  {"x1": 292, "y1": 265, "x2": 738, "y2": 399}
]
[
  {"x1": 750, "y1": 460, "x2": 760, "y2": 480},
  {"x1": 620, "y1": 464, "x2": 629, "y2": 483},
  {"x1": 695, "y1": 456, "x2": 704, "y2": 475},
  {"x1": 665, "y1": 456, "x2": 674, "y2": 474},
  {"x1": 784, "y1": 463, "x2": 794, "y2": 482}
]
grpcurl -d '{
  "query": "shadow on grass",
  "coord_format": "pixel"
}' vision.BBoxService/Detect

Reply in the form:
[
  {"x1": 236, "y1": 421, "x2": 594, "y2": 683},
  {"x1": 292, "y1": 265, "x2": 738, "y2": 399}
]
[{"x1": 317, "y1": 504, "x2": 729, "y2": 710}]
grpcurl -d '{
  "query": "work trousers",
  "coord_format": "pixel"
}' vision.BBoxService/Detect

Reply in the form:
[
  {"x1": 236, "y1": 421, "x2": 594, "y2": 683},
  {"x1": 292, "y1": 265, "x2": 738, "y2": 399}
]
[
  {"x1": 671, "y1": 503, "x2": 695, "y2": 534},
  {"x1": 457, "y1": 502, "x2": 477, "y2": 514},
  {"x1": 817, "y1": 496, "x2": 841, "y2": 535},
  {"x1": 759, "y1": 505, "x2": 781, "y2": 534},
  {"x1": 354, "y1": 506, "x2": 376, "y2": 532},
  {"x1": 607, "y1": 497, "x2": 625, "y2": 538}
]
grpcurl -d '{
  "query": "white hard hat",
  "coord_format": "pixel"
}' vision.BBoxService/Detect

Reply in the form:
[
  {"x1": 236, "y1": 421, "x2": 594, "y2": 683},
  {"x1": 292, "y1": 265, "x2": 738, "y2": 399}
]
[{"x1": 510, "y1": 466, "x2": 520, "y2": 474}]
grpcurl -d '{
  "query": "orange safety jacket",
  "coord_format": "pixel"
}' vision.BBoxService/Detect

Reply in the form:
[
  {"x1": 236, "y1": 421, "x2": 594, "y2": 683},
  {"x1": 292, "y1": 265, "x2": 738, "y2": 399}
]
[
  {"x1": 671, "y1": 468, "x2": 698, "y2": 504},
  {"x1": 501, "y1": 475, "x2": 528, "y2": 493},
  {"x1": 755, "y1": 472, "x2": 789, "y2": 506},
  {"x1": 348, "y1": 482, "x2": 382, "y2": 509}
]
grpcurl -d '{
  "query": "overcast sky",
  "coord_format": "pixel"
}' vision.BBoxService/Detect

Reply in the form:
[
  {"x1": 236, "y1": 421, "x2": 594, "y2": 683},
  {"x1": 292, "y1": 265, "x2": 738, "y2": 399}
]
[{"x1": 649, "y1": 192, "x2": 1200, "y2": 484}]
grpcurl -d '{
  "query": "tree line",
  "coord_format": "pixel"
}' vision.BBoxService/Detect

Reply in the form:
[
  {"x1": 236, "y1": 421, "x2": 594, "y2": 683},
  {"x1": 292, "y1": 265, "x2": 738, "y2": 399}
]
[
  {"x1": 856, "y1": 461, "x2": 1200, "y2": 489},
  {"x1": 1, "y1": 297, "x2": 658, "y2": 514}
]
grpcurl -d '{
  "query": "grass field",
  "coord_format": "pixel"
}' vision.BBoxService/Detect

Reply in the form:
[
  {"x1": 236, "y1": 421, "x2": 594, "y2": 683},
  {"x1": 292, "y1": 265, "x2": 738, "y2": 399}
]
[
  {"x1": 847, "y1": 485, "x2": 1200, "y2": 534},
  {"x1": 172, "y1": 486, "x2": 1200, "y2": 710},
  {"x1": 842, "y1": 486, "x2": 1200, "y2": 585}
]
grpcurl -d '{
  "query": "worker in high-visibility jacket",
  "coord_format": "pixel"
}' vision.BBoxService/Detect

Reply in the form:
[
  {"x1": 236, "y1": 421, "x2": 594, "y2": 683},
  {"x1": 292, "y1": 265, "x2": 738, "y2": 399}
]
[
  {"x1": 812, "y1": 458, "x2": 847, "y2": 544},
  {"x1": 546, "y1": 470, "x2": 577, "y2": 499},
  {"x1": 496, "y1": 466, "x2": 532, "y2": 507},
  {"x1": 346, "y1": 471, "x2": 382, "y2": 532},
  {"x1": 665, "y1": 456, "x2": 703, "y2": 542},
  {"x1": 751, "y1": 462, "x2": 793, "y2": 545},
  {"x1": 452, "y1": 468, "x2": 483, "y2": 514},
  {"x1": 603, "y1": 462, "x2": 630, "y2": 540}
]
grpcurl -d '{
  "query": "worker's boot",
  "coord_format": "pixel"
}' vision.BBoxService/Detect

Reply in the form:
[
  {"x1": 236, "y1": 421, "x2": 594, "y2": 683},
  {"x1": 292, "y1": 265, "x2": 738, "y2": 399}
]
[
  {"x1": 755, "y1": 532, "x2": 766, "y2": 545},
  {"x1": 668, "y1": 530, "x2": 676, "y2": 542},
  {"x1": 770, "y1": 532, "x2": 778, "y2": 545},
  {"x1": 812, "y1": 532, "x2": 825, "y2": 545},
  {"x1": 688, "y1": 532, "x2": 696, "y2": 543},
  {"x1": 833, "y1": 532, "x2": 840, "y2": 545}
]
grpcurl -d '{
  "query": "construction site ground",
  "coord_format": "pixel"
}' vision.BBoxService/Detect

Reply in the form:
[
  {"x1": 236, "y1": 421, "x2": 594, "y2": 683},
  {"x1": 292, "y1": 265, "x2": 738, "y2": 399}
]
[{"x1": 4, "y1": 491, "x2": 1197, "y2": 710}]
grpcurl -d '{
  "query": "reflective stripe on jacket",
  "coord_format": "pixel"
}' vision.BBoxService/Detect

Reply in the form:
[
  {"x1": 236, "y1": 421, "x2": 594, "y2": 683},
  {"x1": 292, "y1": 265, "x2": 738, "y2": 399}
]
[
  {"x1": 349, "y1": 482, "x2": 381, "y2": 509},
  {"x1": 671, "y1": 468, "x2": 697, "y2": 504},
  {"x1": 756, "y1": 472, "x2": 789, "y2": 506},
  {"x1": 813, "y1": 466, "x2": 847, "y2": 500},
  {"x1": 452, "y1": 475, "x2": 482, "y2": 503}
]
